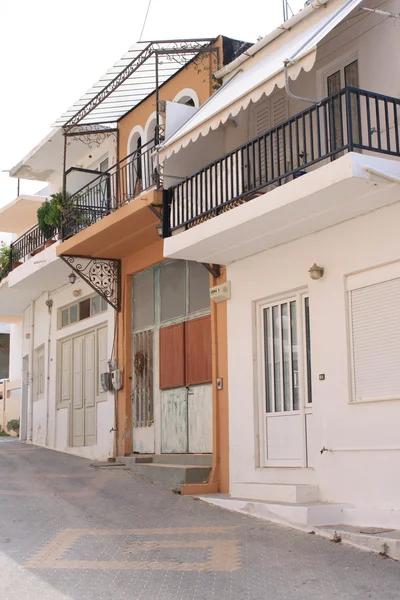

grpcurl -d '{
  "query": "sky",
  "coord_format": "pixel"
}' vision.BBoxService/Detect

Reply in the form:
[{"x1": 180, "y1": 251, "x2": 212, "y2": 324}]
[{"x1": 0, "y1": 0, "x2": 306, "y2": 234}]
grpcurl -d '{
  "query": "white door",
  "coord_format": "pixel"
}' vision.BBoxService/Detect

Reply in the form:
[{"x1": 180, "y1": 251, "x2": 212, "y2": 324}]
[
  {"x1": 188, "y1": 384, "x2": 212, "y2": 453},
  {"x1": 260, "y1": 294, "x2": 312, "y2": 467},
  {"x1": 72, "y1": 335, "x2": 85, "y2": 447},
  {"x1": 69, "y1": 329, "x2": 100, "y2": 447}
]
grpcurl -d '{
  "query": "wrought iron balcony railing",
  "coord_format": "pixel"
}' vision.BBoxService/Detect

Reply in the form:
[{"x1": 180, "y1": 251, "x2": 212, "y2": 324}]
[
  {"x1": 163, "y1": 87, "x2": 400, "y2": 234},
  {"x1": 62, "y1": 138, "x2": 157, "y2": 239},
  {"x1": 0, "y1": 223, "x2": 58, "y2": 280}
]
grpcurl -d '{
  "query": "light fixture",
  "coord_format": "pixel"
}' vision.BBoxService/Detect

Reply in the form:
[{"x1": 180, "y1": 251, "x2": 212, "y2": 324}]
[
  {"x1": 155, "y1": 223, "x2": 163, "y2": 238},
  {"x1": 308, "y1": 263, "x2": 324, "y2": 280},
  {"x1": 68, "y1": 271, "x2": 77, "y2": 285},
  {"x1": 73, "y1": 289, "x2": 82, "y2": 297}
]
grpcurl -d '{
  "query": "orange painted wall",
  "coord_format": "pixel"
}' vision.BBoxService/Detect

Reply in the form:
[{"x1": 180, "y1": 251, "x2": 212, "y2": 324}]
[
  {"x1": 118, "y1": 38, "x2": 223, "y2": 162},
  {"x1": 210, "y1": 268, "x2": 229, "y2": 493}
]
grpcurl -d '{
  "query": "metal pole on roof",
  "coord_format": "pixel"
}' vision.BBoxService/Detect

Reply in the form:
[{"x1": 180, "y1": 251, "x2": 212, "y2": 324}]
[{"x1": 62, "y1": 132, "x2": 67, "y2": 239}]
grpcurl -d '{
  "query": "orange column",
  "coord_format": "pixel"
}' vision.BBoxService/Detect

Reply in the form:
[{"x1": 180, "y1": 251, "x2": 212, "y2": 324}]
[{"x1": 116, "y1": 262, "x2": 133, "y2": 456}]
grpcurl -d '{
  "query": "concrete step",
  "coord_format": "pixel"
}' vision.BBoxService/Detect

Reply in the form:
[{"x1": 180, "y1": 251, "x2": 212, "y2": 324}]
[
  {"x1": 134, "y1": 464, "x2": 211, "y2": 489},
  {"x1": 317, "y1": 525, "x2": 400, "y2": 561},
  {"x1": 231, "y1": 482, "x2": 319, "y2": 503},
  {"x1": 117, "y1": 454, "x2": 213, "y2": 467},
  {"x1": 200, "y1": 494, "x2": 351, "y2": 528}
]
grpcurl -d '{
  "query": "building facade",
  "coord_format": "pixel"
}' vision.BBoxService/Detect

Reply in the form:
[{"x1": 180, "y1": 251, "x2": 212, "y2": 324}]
[
  {"x1": 2, "y1": 37, "x2": 245, "y2": 491},
  {"x1": 160, "y1": 0, "x2": 400, "y2": 525}
]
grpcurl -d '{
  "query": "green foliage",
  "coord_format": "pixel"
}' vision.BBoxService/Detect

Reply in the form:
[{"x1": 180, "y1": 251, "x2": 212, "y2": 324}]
[
  {"x1": 37, "y1": 201, "x2": 54, "y2": 239},
  {"x1": 37, "y1": 192, "x2": 71, "y2": 238},
  {"x1": 6, "y1": 418, "x2": 20, "y2": 435},
  {"x1": 0, "y1": 241, "x2": 12, "y2": 276}
]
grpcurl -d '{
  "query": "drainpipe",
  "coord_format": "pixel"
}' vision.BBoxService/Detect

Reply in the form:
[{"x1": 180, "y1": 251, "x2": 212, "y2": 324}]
[
  {"x1": 27, "y1": 300, "x2": 35, "y2": 442},
  {"x1": 45, "y1": 293, "x2": 53, "y2": 447}
]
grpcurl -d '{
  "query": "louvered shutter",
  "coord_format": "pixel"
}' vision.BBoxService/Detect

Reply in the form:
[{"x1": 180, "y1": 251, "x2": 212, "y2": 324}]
[{"x1": 350, "y1": 278, "x2": 400, "y2": 400}]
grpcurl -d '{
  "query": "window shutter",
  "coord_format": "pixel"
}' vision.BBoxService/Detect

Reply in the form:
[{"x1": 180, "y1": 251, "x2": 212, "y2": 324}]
[
  {"x1": 351, "y1": 278, "x2": 400, "y2": 400},
  {"x1": 61, "y1": 339, "x2": 72, "y2": 403},
  {"x1": 185, "y1": 315, "x2": 212, "y2": 386},
  {"x1": 159, "y1": 322, "x2": 185, "y2": 389}
]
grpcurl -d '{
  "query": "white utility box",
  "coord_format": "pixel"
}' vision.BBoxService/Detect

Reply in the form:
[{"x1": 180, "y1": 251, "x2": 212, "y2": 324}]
[{"x1": 210, "y1": 281, "x2": 231, "y2": 303}]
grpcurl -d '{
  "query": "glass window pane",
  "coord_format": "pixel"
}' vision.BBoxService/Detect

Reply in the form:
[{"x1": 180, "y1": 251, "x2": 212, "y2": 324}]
[
  {"x1": 91, "y1": 295, "x2": 100, "y2": 315},
  {"x1": 281, "y1": 303, "x2": 291, "y2": 411},
  {"x1": 101, "y1": 296, "x2": 108, "y2": 312},
  {"x1": 160, "y1": 261, "x2": 185, "y2": 322},
  {"x1": 272, "y1": 305, "x2": 282, "y2": 412},
  {"x1": 290, "y1": 301, "x2": 299, "y2": 411},
  {"x1": 132, "y1": 270, "x2": 154, "y2": 330},
  {"x1": 327, "y1": 70, "x2": 341, "y2": 95},
  {"x1": 70, "y1": 304, "x2": 78, "y2": 324},
  {"x1": 61, "y1": 309, "x2": 69, "y2": 328},
  {"x1": 189, "y1": 261, "x2": 210, "y2": 313},
  {"x1": 264, "y1": 308, "x2": 273, "y2": 413},
  {"x1": 344, "y1": 60, "x2": 359, "y2": 87},
  {"x1": 79, "y1": 298, "x2": 91, "y2": 321},
  {"x1": 304, "y1": 297, "x2": 312, "y2": 404}
]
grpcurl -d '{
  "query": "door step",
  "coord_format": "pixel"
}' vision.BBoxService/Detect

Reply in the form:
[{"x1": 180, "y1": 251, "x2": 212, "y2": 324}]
[
  {"x1": 116, "y1": 454, "x2": 212, "y2": 490},
  {"x1": 230, "y1": 482, "x2": 319, "y2": 503},
  {"x1": 118, "y1": 454, "x2": 213, "y2": 467},
  {"x1": 199, "y1": 494, "x2": 351, "y2": 528}
]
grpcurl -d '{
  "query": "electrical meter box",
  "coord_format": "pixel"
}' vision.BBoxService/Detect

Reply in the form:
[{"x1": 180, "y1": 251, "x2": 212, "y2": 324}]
[{"x1": 209, "y1": 281, "x2": 231, "y2": 303}]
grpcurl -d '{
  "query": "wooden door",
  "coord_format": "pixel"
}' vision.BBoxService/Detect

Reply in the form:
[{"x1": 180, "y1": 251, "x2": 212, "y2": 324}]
[{"x1": 72, "y1": 335, "x2": 84, "y2": 447}]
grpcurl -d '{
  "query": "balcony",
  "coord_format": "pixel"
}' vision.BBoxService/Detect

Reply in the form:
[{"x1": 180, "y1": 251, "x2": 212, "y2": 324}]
[
  {"x1": 62, "y1": 139, "x2": 157, "y2": 240},
  {"x1": 57, "y1": 138, "x2": 162, "y2": 260},
  {"x1": 163, "y1": 87, "x2": 400, "y2": 264}
]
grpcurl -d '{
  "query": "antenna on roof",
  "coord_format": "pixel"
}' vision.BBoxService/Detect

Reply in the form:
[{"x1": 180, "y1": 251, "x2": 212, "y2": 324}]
[{"x1": 282, "y1": 0, "x2": 294, "y2": 21}]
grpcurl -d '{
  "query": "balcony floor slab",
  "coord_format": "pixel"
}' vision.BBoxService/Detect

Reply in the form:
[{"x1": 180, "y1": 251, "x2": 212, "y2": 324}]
[{"x1": 164, "y1": 153, "x2": 400, "y2": 265}]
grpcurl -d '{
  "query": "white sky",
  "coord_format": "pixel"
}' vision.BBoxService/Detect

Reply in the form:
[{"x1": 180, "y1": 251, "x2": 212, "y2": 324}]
[{"x1": 0, "y1": 0, "x2": 305, "y2": 237}]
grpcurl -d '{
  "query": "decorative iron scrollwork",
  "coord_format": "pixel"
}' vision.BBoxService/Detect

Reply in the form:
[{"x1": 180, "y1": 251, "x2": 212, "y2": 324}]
[
  {"x1": 60, "y1": 255, "x2": 121, "y2": 311},
  {"x1": 65, "y1": 125, "x2": 117, "y2": 149}
]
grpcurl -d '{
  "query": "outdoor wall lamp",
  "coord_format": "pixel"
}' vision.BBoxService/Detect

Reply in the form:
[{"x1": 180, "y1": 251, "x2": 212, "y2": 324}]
[
  {"x1": 155, "y1": 223, "x2": 163, "y2": 238},
  {"x1": 68, "y1": 272, "x2": 77, "y2": 285},
  {"x1": 308, "y1": 263, "x2": 324, "y2": 280}
]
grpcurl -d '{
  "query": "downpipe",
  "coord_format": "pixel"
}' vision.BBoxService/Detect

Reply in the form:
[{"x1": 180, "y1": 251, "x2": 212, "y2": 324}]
[{"x1": 27, "y1": 300, "x2": 35, "y2": 442}]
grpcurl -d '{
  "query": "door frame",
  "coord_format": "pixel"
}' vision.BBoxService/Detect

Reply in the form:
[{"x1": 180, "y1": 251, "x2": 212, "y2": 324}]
[
  {"x1": 57, "y1": 322, "x2": 107, "y2": 447},
  {"x1": 256, "y1": 288, "x2": 311, "y2": 468}
]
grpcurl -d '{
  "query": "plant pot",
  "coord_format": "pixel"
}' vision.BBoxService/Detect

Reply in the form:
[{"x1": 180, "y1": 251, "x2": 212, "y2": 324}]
[
  {"x1": 45, "y1": 239, "x2": 56, "y2": 248},
  {"x1": 31, "y1": 246, "x2": 45, "y2": 257},
  {"x1": 11, "y1": 261, "x2": 22, "y2": 270}
]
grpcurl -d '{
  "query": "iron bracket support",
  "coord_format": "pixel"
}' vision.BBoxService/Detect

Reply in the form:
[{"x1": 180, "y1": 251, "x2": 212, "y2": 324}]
[
  {"x1": 60, "y1": 255, "x2": 121, "y2": 312},
  {"x1": 201, "y1": 263, "x2": 221, "y2": 279}
]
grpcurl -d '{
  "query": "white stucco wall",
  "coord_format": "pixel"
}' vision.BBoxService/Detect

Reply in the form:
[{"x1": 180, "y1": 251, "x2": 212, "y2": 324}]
[
  {"x1": 21, "y1": 276, "x2": 115, "y2": 460},
  {"x1": 227, "y1": 198, "x2": 400, "y2": 512}
]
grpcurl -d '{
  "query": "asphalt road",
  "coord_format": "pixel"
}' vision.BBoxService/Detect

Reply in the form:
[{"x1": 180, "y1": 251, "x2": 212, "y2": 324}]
[{"x1": 0, "y1": 440, "x2": 399, "y2": 600}]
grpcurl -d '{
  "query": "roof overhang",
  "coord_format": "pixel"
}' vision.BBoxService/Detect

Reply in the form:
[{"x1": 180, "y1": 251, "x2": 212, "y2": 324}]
[
  {"x1": 0, "y1": 194, "x2": 47, "y2": 234},
  {"x1": 160, "y1": 0, "x2": 362, "y2": 159}
]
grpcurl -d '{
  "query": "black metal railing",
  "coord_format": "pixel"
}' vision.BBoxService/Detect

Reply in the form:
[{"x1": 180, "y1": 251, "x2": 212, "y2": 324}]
[
  {"x1": 165, "y1": 87, "x2": 400, "y2": 233},
  {"x1": 62, "y1": 138, "x2": 157, "y2": 239},
  {"x1": 10, "y1": 223, "x2": 58, "y2": 263}
]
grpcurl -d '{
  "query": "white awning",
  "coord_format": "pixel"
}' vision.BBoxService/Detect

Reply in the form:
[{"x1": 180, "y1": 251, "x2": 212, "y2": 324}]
[{"x1": 161, "y1": 0, "x2": 362, "y2": 159}]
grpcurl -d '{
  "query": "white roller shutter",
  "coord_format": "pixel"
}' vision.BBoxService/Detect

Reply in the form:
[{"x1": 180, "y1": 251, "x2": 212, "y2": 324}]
[{"x1": 350, "y1": 278, "x2": 400, "y2": 400}]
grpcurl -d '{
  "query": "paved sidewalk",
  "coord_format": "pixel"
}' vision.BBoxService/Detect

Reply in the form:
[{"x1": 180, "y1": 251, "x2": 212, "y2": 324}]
[{"x1": 0, "y1": 442, "x2": 399, "y2": 600}]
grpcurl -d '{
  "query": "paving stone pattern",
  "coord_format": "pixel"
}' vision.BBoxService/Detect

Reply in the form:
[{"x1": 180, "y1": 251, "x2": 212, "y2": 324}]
[{"x1": 0, "y1": 441, "x2": 399, "y2": 600}]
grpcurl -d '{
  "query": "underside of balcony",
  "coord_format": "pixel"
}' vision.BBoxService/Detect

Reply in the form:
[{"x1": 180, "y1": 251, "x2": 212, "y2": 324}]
[
  {"x1": 57, "y1": 188, "x2": 162, "y2": 260},
  {"x1": 164, "y1": 152, "x2": 400, "y2": 265}
]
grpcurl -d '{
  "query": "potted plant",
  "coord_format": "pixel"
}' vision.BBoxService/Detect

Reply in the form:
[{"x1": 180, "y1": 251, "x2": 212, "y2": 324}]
[
  {"x1": 37, "y1": 201, "x2": 54, "y2": 245},
  {"x1": 0, "y1": 241, "x2": 12, "y2": 278}
]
